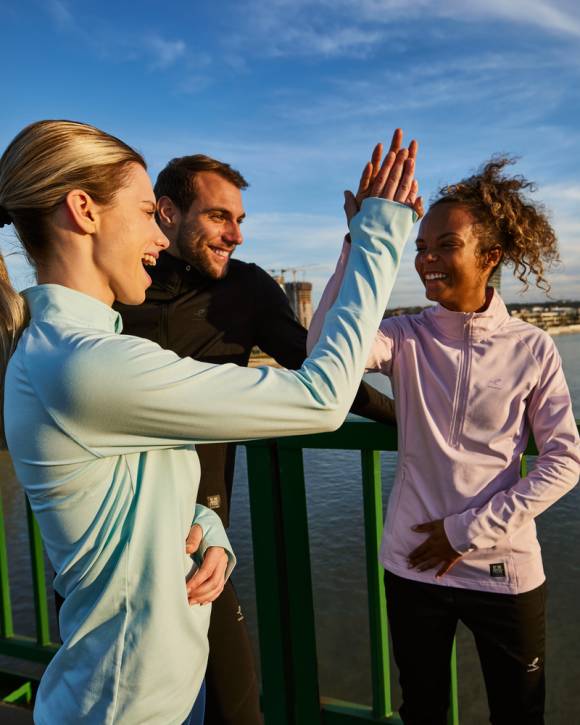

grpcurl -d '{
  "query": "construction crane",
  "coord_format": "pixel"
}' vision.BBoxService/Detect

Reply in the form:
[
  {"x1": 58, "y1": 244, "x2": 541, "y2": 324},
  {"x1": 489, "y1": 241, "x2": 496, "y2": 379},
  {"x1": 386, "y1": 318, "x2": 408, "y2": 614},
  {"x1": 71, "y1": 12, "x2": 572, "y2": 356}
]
[{"x1": 267, "y1": 264, "x2": 322, "y2": 284}]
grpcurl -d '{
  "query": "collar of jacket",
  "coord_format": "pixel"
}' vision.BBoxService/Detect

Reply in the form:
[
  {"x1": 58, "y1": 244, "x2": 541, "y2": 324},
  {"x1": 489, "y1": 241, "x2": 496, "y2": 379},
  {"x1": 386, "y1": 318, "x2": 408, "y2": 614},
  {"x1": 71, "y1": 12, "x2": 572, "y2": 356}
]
[
  {"x1": 150, "y1": 251, "x2": 212, "y2": 294},
  {"x1": 427, "y1": 288, "x2": 510, "y2": 341},
  {"x1": 23, "y1": 284, "x2": 123, "y2": 334}
]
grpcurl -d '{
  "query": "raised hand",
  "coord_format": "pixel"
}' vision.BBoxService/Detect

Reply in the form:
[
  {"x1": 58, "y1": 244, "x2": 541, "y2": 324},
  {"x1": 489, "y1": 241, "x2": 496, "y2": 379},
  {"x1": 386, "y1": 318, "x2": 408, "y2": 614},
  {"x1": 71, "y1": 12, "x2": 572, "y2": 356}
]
[{"x1": 344, "y1": 129, "x2": 423, "y2": 224}]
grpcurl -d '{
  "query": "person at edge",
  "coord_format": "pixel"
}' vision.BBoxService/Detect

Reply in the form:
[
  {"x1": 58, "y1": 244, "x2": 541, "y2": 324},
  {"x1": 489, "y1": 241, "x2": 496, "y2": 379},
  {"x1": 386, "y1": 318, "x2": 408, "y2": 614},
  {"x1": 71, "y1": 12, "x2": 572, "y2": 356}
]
[
  {"x1": 308, "y1": 143, "x2": 580, "y2": 725},
  {"x1": 0, "y1": 120, "x2": 421, "y2": 725},
  {"x1": 112, "y1": 151, "x2": 400, "y2": 724}
]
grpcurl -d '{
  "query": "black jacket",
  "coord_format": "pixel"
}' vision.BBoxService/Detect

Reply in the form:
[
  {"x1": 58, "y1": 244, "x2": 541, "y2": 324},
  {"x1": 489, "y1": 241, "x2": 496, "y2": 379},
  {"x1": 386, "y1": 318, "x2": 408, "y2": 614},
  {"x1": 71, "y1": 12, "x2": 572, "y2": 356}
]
[{"x1": 116, "y1": 251, "x2": 395, "y2": 526}]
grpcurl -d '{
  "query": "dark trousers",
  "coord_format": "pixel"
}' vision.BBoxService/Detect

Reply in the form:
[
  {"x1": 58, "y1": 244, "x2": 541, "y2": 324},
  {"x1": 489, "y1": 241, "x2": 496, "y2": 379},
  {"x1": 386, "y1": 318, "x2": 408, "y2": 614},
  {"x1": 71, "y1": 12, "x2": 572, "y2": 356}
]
[
  {"x1": 204, "y1": 578, "x2": 263, "y2": 725},
  {"x1": 384, "y1": 571, "x2": 546, "y2": 725},
  {"x1": 183, "y1": 680, "x2": 206, "y2": 725}
]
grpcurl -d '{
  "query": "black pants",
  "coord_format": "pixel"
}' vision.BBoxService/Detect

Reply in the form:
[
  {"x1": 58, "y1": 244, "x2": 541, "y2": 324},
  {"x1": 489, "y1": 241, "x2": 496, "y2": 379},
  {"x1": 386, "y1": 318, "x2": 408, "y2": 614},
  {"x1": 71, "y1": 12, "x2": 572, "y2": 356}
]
[
  {"x1": 202, "y1": 578, "x2": 262, "y2": 725},
  {"x1": 384, "y1": 571, "x2": 546, "y2": 725}
]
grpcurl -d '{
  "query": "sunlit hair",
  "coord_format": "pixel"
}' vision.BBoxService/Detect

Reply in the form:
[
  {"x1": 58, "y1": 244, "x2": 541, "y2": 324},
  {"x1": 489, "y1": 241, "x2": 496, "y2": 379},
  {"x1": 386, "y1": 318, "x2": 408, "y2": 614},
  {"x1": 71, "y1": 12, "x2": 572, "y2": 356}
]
[
  {"x1": 154, "y1": 154, "x2": 248, "y2": 214},
  {"x1": 432, "y1": 156, "x2": 559, "y2": 293},
  {"x1": 0, "y1": 119, "x2": 145, "y2": 445}
]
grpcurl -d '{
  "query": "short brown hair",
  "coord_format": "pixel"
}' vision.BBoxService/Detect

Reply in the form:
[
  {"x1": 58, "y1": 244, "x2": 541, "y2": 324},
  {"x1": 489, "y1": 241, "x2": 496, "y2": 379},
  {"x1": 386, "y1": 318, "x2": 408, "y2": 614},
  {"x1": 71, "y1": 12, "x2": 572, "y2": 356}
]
[{"x1": 154, "y1": 155, "x2": 249, "y2": 212}]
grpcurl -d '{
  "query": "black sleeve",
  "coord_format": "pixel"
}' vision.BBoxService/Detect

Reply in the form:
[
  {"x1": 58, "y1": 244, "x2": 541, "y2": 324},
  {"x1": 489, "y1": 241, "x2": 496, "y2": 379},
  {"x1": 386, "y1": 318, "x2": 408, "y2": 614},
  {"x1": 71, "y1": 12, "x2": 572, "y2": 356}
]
[
  {"x1": 252, "y1": 264, "x2": 309, "y2": 369},
  {"x1": 251, "y1": 265, "x2": 396, "y2": 425},
  {"x1": 350, "y1": 380, "x2": 396, "y2": 424}
]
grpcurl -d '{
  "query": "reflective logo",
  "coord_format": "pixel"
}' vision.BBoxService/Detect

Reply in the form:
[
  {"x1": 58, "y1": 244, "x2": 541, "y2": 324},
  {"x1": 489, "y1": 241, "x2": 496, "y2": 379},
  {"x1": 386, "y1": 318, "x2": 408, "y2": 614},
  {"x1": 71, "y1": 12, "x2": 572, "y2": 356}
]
[
  {"x1": 526, "y1": 657, "x2": 541, "y2": 673},
  {"x1": 489, "y1": 563, "x2": 506, "y2": 577},
  {"x1": 207, "y1": 495, "x2": 221, "y2": 509}
]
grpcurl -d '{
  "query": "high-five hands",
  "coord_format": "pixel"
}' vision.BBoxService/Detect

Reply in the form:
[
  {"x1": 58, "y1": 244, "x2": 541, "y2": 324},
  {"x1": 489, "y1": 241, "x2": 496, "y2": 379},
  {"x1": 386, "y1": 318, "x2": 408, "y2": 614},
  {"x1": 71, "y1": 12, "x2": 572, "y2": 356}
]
[{"x1": 344, "y1": 128, "x2": 424, "y2": 225}]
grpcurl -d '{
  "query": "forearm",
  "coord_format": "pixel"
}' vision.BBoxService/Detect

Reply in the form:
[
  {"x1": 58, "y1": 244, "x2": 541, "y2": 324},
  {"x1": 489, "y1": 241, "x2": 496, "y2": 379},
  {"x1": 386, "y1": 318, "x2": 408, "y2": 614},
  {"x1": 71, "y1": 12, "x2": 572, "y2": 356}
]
[
  {"x1": 350, "y1": 379, "x2": 396, "y2": 424},
  {"x1": 445, "y1": 449, "x2": 580, "y2": 553},
  {"x1": 192, "y1": 504, "x2": 236, "y2": 579},
  {"x1": 307, "y1": 237, "x2": 350, "y2": 355},
  {"x1": 64, "y1": 200, "x2": 414, "y2": 452}
]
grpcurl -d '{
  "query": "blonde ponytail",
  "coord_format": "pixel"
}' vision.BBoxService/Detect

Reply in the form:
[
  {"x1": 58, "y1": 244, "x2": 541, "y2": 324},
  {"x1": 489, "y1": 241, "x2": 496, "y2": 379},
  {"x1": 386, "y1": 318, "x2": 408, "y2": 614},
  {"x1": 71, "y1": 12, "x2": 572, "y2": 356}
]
[{"x1": 0, "y1": 253, "x2": 28, "y2": 446}]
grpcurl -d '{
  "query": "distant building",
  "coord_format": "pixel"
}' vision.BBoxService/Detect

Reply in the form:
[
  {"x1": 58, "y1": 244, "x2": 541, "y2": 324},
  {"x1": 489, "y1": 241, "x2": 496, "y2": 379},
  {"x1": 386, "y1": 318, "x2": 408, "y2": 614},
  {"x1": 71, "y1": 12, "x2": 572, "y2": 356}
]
[
  {"x1": 509, "y1": 305, "x2": 580, "y2": 330},
  {"x1": 285, "y1": 281, "x2": 313, "y2": 329}
]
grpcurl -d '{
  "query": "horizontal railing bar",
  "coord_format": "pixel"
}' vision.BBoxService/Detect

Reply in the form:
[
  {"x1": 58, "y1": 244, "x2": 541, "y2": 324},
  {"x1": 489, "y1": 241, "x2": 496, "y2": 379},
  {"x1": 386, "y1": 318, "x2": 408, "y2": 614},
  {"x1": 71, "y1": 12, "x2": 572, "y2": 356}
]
[
  {"x1": 0, "y1": 636, "x2": 57, "y2": 664},
  {"x1": 244, "y1": 419, "x2": 559, "y2": 454},
  {"x1": 320, "y1": 698, "x2": 403, "y2": 724}
]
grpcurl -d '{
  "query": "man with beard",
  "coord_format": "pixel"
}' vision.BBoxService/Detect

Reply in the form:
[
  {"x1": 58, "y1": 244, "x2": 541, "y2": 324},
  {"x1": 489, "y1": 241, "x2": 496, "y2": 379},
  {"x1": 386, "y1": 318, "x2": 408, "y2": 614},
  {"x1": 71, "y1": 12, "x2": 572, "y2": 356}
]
[{"x1": 116, "y1": 155, "x2": 396, "y2": 725}]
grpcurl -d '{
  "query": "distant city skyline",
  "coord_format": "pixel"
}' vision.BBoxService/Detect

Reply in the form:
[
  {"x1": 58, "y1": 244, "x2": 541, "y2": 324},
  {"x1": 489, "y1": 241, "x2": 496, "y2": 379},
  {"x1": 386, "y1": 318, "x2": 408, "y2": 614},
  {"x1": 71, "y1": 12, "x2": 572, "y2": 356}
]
[{"x1": 1, "y1": 0, "x2": 579, "y2": 307}]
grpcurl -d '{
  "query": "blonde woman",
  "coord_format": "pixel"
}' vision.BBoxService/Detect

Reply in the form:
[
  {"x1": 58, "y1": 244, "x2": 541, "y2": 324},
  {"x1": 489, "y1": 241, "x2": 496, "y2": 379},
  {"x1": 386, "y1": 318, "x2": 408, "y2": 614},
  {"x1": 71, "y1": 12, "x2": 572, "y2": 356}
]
[{"x1": 0, "y1": 120, "x2": 419, "y2": 724}]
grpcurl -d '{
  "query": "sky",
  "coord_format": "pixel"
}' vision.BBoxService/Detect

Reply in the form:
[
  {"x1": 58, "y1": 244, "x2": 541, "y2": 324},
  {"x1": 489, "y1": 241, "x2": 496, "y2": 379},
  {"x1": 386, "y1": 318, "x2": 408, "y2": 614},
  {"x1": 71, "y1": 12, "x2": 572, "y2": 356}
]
[{"x1": 0, "y1": 0, "x2": 579, "y2": 306}]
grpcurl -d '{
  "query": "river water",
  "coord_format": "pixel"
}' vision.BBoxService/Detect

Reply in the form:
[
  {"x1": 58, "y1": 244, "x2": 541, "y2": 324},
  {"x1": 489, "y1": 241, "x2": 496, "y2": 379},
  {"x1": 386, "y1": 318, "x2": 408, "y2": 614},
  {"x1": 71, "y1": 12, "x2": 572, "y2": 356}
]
[{"x1": 1, "y1": 333, "x2": 579, "y2": 723}]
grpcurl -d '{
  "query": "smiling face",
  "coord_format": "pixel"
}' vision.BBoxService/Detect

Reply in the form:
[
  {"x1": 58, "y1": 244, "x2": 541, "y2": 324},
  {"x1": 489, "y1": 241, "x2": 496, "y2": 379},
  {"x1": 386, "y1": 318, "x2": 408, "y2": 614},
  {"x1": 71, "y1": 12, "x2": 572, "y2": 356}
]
[
  {"x1": 94, "y1": 163, "x2": 169, "y2": 304},
  {"x1": 415, "y1": 202, "x2": 500, "y2": 312},
  {"x1": 166, "y1": 171, "x2": 246, "y2": 279}
]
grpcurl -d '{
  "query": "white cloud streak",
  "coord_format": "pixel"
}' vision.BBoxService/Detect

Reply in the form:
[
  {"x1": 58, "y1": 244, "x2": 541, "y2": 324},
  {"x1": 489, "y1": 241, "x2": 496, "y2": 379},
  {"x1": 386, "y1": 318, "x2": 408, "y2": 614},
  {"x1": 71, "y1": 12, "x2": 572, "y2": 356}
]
[{"x1": 231, "y1": 0, "x2": 580, "y2": 61}]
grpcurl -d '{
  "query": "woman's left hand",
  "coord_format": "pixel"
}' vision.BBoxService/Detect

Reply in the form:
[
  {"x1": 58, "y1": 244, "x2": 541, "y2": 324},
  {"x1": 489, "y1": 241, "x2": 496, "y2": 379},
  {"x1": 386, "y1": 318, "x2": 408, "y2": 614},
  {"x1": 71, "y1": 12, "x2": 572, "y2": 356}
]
[{"x1": 407, "y1": 519, "x2": 462, "y2": 578}]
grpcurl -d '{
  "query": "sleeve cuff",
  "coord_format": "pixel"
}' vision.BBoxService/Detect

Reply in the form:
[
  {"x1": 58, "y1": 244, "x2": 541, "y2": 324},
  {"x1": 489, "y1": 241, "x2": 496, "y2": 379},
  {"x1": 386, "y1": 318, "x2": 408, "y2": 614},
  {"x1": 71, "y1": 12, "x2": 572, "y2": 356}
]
[{"x1": 192, "y1": 504, "x2": 237, "y2": 580}]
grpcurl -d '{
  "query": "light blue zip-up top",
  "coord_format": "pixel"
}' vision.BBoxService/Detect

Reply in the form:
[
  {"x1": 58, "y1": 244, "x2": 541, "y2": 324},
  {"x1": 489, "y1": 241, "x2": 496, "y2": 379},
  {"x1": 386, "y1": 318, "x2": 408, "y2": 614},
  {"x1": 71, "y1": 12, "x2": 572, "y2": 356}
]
[{"x1": 4, "y1": 198, "x2": 415, "y2": 724}]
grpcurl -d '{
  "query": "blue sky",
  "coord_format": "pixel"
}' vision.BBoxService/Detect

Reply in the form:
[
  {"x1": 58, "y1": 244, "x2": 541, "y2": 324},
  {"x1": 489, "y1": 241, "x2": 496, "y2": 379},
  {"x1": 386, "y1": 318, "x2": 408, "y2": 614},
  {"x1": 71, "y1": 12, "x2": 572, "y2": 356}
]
[{"x1": 1, "y1": 0, "x2": 579, "y2": 306}]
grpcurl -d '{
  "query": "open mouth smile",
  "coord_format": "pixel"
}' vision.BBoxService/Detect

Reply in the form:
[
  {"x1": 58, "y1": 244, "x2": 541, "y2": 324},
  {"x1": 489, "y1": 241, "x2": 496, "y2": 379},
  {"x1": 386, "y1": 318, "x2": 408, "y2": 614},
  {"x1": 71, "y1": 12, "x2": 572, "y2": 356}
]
[
  {"x1": 208, "y1": 246, "x2": 231, "y2": 261},
  {"x1": 142, "y1": 253, "x2": 158, "y2": 267},
  {"x1": 424, "y1": 272, "x2": 448, "y2": 281}
]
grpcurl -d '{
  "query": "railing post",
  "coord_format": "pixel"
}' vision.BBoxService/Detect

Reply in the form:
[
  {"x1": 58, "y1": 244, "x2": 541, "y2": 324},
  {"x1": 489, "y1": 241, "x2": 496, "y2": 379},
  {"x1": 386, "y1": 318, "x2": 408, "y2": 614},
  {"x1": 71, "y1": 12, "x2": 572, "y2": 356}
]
[
  {"x1": 0, "y1": 492, "x2": 14, "y2": 638},
  {"x1": 246, "y1": 440, "x2": 294, "y2": 725},
  {"x1": 246, "y1": 440, "x2": 321, "y2": 725},
  {"x1": 360, "y1": 448, "x2": 393, "y2": 719},
  {"x1": 448, "y1": 640, "x2": 459, "y2": 725},
  {"x1": 25, "y1": 500, "x2": 52, "y2": 646},
  {"x1": 277, "y1": 444, "x2": 321, "y2": 725}
]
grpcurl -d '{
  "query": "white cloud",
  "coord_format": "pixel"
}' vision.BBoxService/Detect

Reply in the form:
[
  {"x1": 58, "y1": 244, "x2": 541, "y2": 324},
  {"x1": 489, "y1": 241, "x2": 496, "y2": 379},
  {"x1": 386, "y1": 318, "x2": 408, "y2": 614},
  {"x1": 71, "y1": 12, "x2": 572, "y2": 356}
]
[
  {"x1": 145, "y1": 35, "x2": 187, "y2": 70},
  {"x1": 46, "y1": 0, "x2": 75, "y2": 30},
  {"x1": 229, "y1": 0, "x2": 580, "y2": 62}
]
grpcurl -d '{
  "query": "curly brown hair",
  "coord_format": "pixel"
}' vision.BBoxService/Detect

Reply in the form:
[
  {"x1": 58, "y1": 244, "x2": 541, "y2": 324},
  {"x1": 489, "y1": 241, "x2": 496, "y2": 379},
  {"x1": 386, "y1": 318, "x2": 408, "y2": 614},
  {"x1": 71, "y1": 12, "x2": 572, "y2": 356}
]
[{"x1": 431, "y1": 156, "x2": 559, "y2": 293}]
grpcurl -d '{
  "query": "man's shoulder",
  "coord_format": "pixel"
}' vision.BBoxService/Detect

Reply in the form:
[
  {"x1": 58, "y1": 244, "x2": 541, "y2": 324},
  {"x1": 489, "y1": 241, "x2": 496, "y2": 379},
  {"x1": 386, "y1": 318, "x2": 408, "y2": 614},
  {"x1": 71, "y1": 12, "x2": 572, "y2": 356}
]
[
  {"x1": 227, "y1": 258, "x2": 269, "y2": 281},
  {"x1": 226, "y1": 259, "x2": 284, "y2": 294}
]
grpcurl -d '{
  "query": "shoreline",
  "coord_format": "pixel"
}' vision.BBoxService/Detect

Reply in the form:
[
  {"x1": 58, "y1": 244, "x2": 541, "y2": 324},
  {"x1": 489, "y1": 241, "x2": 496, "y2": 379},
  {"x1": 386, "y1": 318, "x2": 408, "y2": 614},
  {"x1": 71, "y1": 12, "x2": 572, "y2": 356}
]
[{"x1": 546, "y1": 324, "x2": 580, "y2": 336}]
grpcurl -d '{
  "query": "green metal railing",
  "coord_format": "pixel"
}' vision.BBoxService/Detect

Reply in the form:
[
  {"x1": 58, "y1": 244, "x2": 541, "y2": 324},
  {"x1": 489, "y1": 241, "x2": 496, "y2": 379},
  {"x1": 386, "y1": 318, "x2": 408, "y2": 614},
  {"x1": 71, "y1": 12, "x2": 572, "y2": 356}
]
[
  {"x1": 243, "y1": 419, "x2": 548, "y2": 725},
  {"x1": 0, "y1": 420, "x2": 574, "y2": 720}
]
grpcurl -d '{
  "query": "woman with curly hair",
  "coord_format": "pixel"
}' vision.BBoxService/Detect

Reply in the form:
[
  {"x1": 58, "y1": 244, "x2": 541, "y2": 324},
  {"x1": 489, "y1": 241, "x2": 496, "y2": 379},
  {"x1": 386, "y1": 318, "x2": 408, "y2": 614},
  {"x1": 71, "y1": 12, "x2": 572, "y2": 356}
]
[{"x1": 309, "y1": 143, "x2": 580, "y2": 725}]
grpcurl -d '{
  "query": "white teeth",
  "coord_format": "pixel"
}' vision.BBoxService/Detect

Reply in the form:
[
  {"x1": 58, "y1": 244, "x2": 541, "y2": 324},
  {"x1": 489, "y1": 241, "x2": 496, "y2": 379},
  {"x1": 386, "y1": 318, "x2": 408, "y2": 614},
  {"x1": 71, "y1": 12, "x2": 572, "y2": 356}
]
[
  {"x1": 210, "y1": 248, "x2": 229, "y2": 258},
  {"x1": 425, "y1": 273, "x2": 447, "y2": 280},
  {"x1": 142, "y1": 253, "x2": 157, "y2": 266}
]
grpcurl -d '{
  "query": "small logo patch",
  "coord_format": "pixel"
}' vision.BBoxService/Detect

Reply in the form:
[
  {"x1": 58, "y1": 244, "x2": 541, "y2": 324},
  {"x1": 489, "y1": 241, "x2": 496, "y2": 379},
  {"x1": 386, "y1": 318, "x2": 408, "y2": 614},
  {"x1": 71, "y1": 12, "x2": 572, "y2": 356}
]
[
  {"x1": 526, "y1": 657, "x2": 541, "y2": 673},
  {"x1": 490, "y1": 563, "x2": 506, "y2": 578},
  {"x1": 488, "y1": 377, "x2": 504, "y2": 389},
  {"x1": 207, "y1": 495, "x2": 221, "y2": 510}
]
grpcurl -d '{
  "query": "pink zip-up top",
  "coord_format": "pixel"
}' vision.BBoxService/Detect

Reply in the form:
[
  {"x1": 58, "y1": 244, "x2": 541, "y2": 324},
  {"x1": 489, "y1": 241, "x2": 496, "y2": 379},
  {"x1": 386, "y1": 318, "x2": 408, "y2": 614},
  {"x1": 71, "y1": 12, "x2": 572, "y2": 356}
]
[{"x1": 308, "y1": 237, "x2": 580, "y2": 594}]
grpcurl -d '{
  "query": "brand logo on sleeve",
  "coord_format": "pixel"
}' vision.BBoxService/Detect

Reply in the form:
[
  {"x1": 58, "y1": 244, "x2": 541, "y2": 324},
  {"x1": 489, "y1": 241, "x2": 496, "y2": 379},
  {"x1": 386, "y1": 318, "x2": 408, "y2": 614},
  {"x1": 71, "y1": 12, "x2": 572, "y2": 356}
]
[{"x1": 490, "y1": 563, "x2": 506, "y2": 578}]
